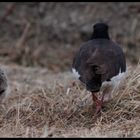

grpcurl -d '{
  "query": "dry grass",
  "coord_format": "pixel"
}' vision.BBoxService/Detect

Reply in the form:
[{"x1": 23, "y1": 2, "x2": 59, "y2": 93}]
[
  {"x1": 0, "y1": 63, "x2": 140, "y2": 137},
  {"x1": 0, "y1": 3, "x2": 140, "y2": 71}
]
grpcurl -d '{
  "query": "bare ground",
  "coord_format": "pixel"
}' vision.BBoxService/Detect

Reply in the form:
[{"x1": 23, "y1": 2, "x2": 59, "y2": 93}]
[{"x1": 0, "y1": 62, "x2": 139, "y2": 137}]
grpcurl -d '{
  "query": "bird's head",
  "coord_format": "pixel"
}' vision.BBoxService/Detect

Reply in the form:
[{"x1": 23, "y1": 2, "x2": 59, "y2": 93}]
[{"x1": 91, "y1": 22, "x2": 110, "y2": 39}]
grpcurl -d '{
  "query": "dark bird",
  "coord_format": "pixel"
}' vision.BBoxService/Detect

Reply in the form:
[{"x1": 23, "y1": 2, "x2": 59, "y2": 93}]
[
  {"x1": 72, "y1": 22, "x2": 126, "y2": 115},
  {"x1": 0, "y1": 68, "x2": 8, "y2": 102}
]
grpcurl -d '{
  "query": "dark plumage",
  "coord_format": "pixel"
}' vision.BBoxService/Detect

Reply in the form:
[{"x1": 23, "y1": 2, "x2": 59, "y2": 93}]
[
  {"x1": 72, "y1": 22, "x2": 126, "y2": 114},
  {"x1": 0, "y1": 68, "x2": 8, "y2": 102}
]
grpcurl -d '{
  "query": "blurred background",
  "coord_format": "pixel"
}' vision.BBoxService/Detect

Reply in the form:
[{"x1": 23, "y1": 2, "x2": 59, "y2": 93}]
[{"x1": 0, "y1": 2, "x2": 139, "y2": 72}]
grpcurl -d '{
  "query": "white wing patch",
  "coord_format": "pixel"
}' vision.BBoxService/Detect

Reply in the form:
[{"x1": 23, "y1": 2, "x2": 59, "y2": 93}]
[
  {"x1": 72, "y1": 68, "x2": 80, "y2": 79},
  {"x1": 101, "y1": 69, "x2": 127, "y2": 101},
  {"x1": 102, "y1": 70, "x2": 126, "y2": 88}
]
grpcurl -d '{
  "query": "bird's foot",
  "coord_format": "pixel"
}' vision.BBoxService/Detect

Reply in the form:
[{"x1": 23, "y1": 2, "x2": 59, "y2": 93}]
[
  {"x1": 92, "y1": 92, "x2": 104, "y2": 116},
  {"x1": 94, "y1": 100, "x2": 103, "y2": 117}
]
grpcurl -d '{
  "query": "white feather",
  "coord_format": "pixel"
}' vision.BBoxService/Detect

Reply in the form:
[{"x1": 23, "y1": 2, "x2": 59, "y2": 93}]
[
  {"x1": 101, "y1": 69, "x2": 127, "y2": 101},
  {"x1": 72, "y1": 68, "x2": 80, "y2": 79},
  {"x1": 102, "y1": 71, "x2": 126, "y2": 88}
]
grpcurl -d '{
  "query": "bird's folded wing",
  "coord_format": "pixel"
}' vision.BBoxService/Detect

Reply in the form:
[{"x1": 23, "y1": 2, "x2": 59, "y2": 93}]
[{"x1": 86, "y1": 48, "x2": 126, "y2": 82}]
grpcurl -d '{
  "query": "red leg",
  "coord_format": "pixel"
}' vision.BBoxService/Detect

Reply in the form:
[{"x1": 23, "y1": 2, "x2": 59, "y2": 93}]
[{"x1": 92, "y1": 92, "x2": 105, "y2": 115}]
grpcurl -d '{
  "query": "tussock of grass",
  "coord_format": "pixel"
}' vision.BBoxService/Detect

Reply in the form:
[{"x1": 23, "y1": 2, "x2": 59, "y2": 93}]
[{"x1": 0, "y1": 64, "x2": 140, "y2": 137}]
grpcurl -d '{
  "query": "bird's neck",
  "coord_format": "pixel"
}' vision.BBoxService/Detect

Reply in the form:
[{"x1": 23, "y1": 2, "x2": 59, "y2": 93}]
[{"x1": 91, "y1": 31, "x2": 110, "y2": 40}]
